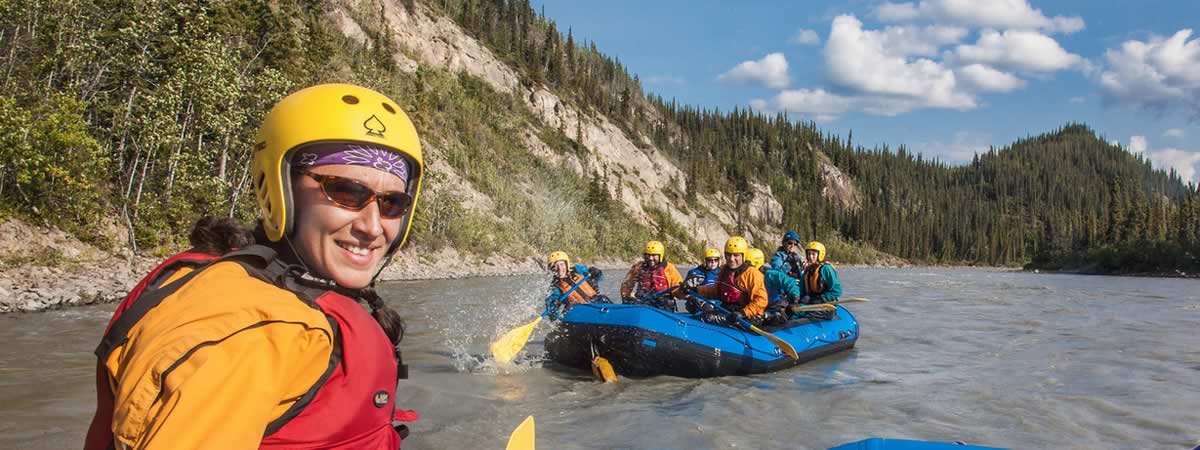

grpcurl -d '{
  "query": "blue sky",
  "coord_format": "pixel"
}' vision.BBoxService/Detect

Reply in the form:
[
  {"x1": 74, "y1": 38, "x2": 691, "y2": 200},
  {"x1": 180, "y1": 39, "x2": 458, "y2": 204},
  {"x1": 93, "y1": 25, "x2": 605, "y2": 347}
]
[{"x1": 533, "y1": 0, "x2": 1200, "y2": 184}]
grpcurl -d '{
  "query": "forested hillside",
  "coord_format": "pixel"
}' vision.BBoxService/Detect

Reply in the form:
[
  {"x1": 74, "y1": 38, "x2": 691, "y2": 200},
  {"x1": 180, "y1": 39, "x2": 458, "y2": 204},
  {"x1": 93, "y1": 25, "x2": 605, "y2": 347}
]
[
  {"x1": 435, "y1": 0, "x2": 1199, "y2": 272},
  {"x1": 1, "y1": 0, "x2": 1196, "y2": 274}
]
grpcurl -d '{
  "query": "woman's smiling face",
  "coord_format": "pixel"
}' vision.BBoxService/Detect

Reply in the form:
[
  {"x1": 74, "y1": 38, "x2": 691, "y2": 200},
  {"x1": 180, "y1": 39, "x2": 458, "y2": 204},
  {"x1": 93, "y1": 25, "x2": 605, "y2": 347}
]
[{"x1": 291, "y1": 164, "x2": 407, "y2": 288}]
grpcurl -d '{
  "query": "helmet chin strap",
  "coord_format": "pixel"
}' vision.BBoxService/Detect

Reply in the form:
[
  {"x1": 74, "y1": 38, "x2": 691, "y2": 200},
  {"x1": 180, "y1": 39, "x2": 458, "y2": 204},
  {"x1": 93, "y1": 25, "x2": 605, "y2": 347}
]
[
  {"x1": 369, "y1": 250, "x2": 397, "y2": 286},
  {"x1": 280, "y1": 233, "x2": 330, "y2": 284}
]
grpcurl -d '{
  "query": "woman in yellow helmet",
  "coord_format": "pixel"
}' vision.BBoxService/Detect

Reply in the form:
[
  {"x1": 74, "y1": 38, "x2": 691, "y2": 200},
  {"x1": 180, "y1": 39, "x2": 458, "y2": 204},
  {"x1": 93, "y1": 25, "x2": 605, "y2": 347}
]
[
  {"x1": 545, "y1": 251, "x2": 607, "y2": 316},
  {"x1": 694, "y1": 236, "x2": 769, "y2": 325},
  {"x1": 86, "y1": 84, "x2": 423, "y2": 449},
  {"x1": 619, "y1": 240, "x2": 683, "y2": 305},
  {"x1": 794, "y1": 241, "x2": 842, "y2": 321}
]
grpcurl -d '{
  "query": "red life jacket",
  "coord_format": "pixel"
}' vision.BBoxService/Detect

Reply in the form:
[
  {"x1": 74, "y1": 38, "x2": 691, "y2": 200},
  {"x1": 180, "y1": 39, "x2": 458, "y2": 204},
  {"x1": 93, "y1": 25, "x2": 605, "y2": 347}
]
[
  {"x1": 636, "y1": 263, "x2": 669, "y2": 297},
  {"x1": 717, "y1": 264, "x2": 750, "y2": 307},
  {"x1": 87, "y1": 246, "x2": 415, "y2": 450},
  {"x1": 260, "y1": 290, "x2": 405, "y2": 449}
]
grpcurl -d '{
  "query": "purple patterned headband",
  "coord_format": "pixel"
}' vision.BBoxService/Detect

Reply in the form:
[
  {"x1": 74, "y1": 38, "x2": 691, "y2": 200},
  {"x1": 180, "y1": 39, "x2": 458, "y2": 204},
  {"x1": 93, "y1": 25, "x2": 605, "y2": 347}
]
[{"x1": 293, "y1": 143, "x2": 410, "y2": 180}]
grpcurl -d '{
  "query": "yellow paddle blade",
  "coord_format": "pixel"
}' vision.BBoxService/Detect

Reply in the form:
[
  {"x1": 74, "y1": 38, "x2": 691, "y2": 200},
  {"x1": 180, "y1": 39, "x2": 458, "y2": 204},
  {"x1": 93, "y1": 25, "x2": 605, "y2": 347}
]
[
  {"x1": 490, "y1": 317, "x2": 542, "y2": 364},
  {"x1": 591, "y1": 356, "x2": 618, "y2": 383},
  {"x1": 790, "y1": 303, "x2": 838, "y2": 312},
  {"x1": 749, "y1": 324, "x2": 800, "y2": 361},
  {"x1": 505, "y1": 415, "x2": 535, "y2": 450},
  {"x1": 830, "y1": 298, "x2": 869, "y2": 305}
]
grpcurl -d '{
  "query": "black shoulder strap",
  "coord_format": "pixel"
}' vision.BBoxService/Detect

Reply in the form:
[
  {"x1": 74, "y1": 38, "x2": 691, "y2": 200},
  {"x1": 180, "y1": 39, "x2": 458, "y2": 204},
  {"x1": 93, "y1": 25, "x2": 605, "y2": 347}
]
[
  {"x1": 95, "y1": 244, "x2": 351, "y2": 439},
  {"x1": 144, "y1": 256, "x2": 209, "y2": 290},
  {"x1": 95, "y1": 245, "x2": 295, "y2": 361}
]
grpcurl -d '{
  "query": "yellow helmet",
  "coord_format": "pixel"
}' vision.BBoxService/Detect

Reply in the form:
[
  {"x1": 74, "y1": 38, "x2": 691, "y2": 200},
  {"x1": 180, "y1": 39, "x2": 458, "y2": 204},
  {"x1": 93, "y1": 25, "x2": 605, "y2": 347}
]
[
  {"x1": 644, "y1": 240, "x2": 666, "y2": 259},
  {"x1": 724, "y1": 236, "x2": 749, "y2": 255},
  {"x1": 805, "y1": 241, "x2": 827, "y2": 262},
  {"x1": 748, "y1": 248, "x2": 765, "y2": 269},
  {"x1": 547, "y1": 251, "x2": 570, "y2": 269},
  {"x1": 703, "y1": 248, "x2": 721, "y2": 260},
  {"x1": 252, "y1": 83, "x2": 424, "y2": 256}
]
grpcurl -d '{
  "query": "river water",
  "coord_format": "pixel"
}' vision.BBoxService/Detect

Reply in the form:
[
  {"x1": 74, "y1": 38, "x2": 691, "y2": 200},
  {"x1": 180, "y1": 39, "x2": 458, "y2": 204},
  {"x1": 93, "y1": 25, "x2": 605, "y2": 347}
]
[{"x1": 1, "y1": 267, "x2": 1197, "y2": 449}]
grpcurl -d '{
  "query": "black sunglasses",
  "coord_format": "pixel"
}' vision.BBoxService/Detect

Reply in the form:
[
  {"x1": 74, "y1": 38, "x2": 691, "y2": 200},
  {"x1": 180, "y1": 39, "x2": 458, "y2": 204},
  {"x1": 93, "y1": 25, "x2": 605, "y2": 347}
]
[{"x1": 299, "y1": 170, "x2": 413, "y2": 219}]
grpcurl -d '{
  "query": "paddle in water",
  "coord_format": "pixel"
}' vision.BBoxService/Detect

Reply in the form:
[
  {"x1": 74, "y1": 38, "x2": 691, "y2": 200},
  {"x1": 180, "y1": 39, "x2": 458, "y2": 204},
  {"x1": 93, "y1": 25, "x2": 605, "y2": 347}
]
[
  {"x1": 591, "y1": 356, "x2": 618, "y2": 383},
  {"x1": 490, "y1": 274, "x2": 591, "y2": 363},
  {"x1": 704, "y1": 299, "x2": 800, "y2": 361},
  {"x1": 505, "y1": 416, "x2": 535, "y2": 450}
]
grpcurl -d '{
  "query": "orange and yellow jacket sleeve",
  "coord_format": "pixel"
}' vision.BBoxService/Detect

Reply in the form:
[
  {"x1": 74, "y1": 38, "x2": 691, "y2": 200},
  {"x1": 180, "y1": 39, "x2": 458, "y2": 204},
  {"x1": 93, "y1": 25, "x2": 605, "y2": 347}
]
[
  {"x1": 619, "y1": 262, "x2": 641, "y2": 299},
  {"x1": 105, "y1": 262, "x2": 334, "y2": 450},
  {"x1": 664, "y1": 263, "x2": 684, "y2": 297},
  {"x1": 739, "y1": 268, "x2": 769, "y2": 317}
]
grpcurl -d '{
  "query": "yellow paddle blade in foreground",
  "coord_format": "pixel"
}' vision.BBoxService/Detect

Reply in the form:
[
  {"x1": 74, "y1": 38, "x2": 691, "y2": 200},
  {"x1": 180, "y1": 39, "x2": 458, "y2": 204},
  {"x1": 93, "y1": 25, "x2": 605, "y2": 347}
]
[
  {"x1": 490, "y1": 316, "x2": 542, "y2": 364},
  {"x1": 748, "y1": 324, "x2": 800, "y2": 361},
  {"x1": 505, "y1": 415, "x2": 535, "y2": 450},
  {"x1": 591, "y1": 356, "x2": 618, "y2": 383}
]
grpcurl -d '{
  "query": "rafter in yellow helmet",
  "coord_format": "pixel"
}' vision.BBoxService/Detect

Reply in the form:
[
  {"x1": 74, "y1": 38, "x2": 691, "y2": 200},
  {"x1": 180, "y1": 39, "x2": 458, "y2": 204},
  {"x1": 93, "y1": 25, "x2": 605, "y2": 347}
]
[{"x1": 252, "y1": 84, "x2": 424, "y2": 256}]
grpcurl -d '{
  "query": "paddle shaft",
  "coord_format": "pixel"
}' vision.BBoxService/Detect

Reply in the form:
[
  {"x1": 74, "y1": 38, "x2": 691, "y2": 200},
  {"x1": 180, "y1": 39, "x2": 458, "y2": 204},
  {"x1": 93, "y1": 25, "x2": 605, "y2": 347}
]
[
  {"x1": 789, "y1": 297, "x2": 868, "y2": 312},
  {"x1": 704, "y1": 298, "x2": 800, "y2": 360}
]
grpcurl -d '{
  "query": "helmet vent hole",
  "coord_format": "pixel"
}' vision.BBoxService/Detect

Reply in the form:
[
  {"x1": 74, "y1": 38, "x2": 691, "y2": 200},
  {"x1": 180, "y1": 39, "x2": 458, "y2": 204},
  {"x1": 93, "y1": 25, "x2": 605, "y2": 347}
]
[
  {"x1": 255, "y1": 173, "x2": 265, "y2": 190},
  {"x1": 381, "y1": 102, "x2": 396, "y2": 114},
  {"x1": 342, "y1": 95, "x2": 359, "y2": 105}
]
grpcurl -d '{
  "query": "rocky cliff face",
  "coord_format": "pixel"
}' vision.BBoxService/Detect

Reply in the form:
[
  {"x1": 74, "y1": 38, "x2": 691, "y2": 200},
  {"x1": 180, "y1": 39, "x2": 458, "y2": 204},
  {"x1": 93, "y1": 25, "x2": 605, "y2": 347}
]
[{"x1": 332, "y1": 0, "x2": 845, "y2": 254}]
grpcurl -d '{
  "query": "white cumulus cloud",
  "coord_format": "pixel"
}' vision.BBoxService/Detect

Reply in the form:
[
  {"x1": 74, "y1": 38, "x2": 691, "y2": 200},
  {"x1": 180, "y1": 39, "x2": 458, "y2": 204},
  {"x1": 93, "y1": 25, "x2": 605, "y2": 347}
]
[
  {"x1": 874, "y1": 25, "x2": 969, "y2": 56},
  {"x1": 719, "y1": 53, "x2": 791, "y2": 89},
  {"x1": 752, "y1": 7, "x2": 1091, "y2": 120},
  {"x1": 823, "y1": 15, "x2": 974, "y2": 109},
  {"x1": 1098, "y1": 29, "x2": 1200, "y2": 118},
  {"x1": 1128, "y1": 135, "x2": 1200, "y2": 184},
  {"x1": 1129, "y1": 135, "x2": 1148, "y2": 154},
  {"x1": 790, "y1": 29, "x2": 820, "y2": 45},
  {"x1": 914, "y1": 131, "x2": 993, "y2": 163},
  {"x1": 958, "y1": 64, "x2": 1025, "y2": 92},
  {"x1": 875, "y1": 0, "x2": 1084, "y2": 34},
  {"x1": 1149, "y1": 149, "x2": 1200, "y2": 184},
  {"x1": 1164, "y1": 128, "x2": 1185, "y2": 138},
  {"x1": 955, "y1": 29, "x2": 1084, "y2": 72}
]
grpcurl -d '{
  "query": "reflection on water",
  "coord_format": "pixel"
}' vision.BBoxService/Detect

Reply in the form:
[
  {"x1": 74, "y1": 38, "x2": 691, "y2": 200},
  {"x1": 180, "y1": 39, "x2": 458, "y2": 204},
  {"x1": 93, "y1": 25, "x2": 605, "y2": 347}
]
[{"x1": 0, "y1": 268, "x2": 1198, "y2": 449}]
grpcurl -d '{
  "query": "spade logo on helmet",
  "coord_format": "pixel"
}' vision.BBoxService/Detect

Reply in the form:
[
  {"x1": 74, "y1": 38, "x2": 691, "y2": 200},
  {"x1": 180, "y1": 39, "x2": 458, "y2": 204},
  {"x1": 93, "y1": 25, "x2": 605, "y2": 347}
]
[{"x1": 364, "y1": 115, "x2": 386, "y2": 137}]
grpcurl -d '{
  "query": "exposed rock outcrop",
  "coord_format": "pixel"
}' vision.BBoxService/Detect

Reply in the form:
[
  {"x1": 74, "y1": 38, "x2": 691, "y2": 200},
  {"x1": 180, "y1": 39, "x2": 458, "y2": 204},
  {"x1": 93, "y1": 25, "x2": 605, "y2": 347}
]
[{"x1": 339, "y1": 0, "x2": 816, "y2": 251}]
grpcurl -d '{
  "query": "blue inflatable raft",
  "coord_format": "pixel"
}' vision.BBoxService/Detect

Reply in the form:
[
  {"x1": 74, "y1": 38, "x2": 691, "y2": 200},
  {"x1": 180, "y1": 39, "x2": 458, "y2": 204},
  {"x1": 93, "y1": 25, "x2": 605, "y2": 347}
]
[
  {"x1": 544, "y1": 303, "x2": 859, "y2": 377},
  {"x1": 829, "y1": 438, "x2": 1005, "y2": 450}
]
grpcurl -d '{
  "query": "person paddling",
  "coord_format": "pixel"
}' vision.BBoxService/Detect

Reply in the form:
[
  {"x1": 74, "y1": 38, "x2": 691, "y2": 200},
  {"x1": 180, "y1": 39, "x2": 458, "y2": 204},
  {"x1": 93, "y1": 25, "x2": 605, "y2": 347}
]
[
  {"x1": 792, "y1": 241, "x2": 843, "y2": 321},
  {"x1": 619, "y1": 240, "x2": 683, "y2": 306},
  {"x1": 546, "y1": 250, "x2": 608, "y2": 308},
  {"x1": 85, "y1": 84, "x2": 423, "y2": 449},
  {"x1": 693, "y1": 237, "x2": 769, "y2": 326}
]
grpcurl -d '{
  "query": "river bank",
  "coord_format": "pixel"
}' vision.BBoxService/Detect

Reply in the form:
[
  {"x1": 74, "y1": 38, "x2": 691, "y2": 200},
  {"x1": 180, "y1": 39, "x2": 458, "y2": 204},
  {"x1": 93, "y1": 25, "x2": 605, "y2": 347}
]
[
  {"x1": 0, "y1": 245, "x2": 561, "y2": 313},
  {"x1": 0, "y1": 217, "x2": 915, "y2": 313}
]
